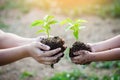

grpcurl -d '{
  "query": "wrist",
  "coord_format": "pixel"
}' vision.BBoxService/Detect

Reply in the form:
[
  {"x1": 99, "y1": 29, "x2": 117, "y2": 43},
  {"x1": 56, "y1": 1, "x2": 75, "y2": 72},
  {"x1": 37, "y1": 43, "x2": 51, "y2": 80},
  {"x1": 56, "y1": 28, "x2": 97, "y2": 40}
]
[
  {"x1": 89, "y1": 53, "x2": 96, "y2": 62},
  {"x1": 18, "y1": 38, "x2": 35, "y2": 46},
  {"x1": 88, "y1": 43, "x2": 96, "y2": 52},
  {"x1": 21, "y1": 45, "x2": 31, "y2": 57}
]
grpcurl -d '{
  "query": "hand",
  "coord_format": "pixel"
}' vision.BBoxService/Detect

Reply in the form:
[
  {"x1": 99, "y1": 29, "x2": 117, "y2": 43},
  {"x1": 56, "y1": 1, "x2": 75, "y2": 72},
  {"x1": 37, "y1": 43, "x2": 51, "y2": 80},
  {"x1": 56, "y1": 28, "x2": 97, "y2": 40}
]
[
  {"x1": 71, "y1": 50, "x2": 95, "y2": 65},
  {"x1": 12, "y1": 36, "x2": 53, "y2": 47},
  {"x1": 87, "y1": 43, "x2": 95, "y2": 52},
  {"x1": 25, "y1": 42, "x2": 63, "y2": 65}
]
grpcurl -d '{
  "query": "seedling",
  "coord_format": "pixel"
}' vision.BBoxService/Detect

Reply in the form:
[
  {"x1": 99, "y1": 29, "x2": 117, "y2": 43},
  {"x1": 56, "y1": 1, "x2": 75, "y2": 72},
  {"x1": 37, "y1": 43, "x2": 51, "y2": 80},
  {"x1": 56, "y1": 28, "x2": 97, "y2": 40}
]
[
  {"x1": 31, "y1": 15, "x2": 65, "y2": 68},
  {"x1": 31, "y1": 15, "x2": 58, "y2": 37},
  {"x1": 61, "y1": 18, "x2": 86, "y2": 40},
  {"x1": 61, "y1": 18, "x2": 92, "y2": 58}
]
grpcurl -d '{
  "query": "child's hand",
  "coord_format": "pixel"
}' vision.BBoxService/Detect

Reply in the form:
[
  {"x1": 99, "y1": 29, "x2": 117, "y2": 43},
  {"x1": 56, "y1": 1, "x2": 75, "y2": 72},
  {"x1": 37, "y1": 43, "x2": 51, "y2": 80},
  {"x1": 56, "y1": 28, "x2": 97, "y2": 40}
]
[
  {"x1": 71, "y1": 50, "x2": 95, "y2": 65},
  {"x1": 25, "y1": 42, "x2": 63, "y2": 65}
]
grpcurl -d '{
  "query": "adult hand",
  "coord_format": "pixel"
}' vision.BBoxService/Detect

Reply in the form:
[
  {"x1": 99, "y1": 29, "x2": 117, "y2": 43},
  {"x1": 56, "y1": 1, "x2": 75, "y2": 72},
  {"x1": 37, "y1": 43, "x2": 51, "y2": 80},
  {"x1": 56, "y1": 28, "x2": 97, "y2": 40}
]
[{"x1": 26, "y1": 42, "x2": 63, "y2": 65}]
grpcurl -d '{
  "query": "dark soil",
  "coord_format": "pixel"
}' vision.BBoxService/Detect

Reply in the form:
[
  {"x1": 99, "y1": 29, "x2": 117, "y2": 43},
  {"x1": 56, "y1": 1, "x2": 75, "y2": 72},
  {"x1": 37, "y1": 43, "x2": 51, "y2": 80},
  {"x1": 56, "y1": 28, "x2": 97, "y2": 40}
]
[
  {"x1": 41, "y1": 36, "x2": 66, "y2": 68},
  {"x1": 41, "y1": 36, "x2": 65, "y2": 53},
  {"x1": 70, "y1": 41, "x2": 92, "y2": 57}
]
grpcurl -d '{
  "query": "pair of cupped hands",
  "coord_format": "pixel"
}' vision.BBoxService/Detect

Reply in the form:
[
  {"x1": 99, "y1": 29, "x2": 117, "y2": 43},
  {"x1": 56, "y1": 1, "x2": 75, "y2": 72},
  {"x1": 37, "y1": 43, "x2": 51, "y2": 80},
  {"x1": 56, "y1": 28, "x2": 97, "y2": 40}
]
[{"x1": 23, "y1": 36, "x2": 93, "y2": 65}]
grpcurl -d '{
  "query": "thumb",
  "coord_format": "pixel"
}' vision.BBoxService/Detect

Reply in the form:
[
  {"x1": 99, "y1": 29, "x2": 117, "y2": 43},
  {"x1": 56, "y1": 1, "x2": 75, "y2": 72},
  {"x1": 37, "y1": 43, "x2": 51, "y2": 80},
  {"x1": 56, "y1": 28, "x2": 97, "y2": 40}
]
[{"x1": 37, "y1": 42, "x2": 50, "y2": 50}]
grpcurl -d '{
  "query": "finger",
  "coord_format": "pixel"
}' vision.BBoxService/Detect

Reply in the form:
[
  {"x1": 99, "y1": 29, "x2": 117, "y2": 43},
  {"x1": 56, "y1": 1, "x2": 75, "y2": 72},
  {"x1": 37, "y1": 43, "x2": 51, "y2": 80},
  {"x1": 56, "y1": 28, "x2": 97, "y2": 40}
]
[
  {"x1": 61, "y1": 39, "x2": 65, "y2": 44},
  {"x1": 72, "y1": 60, "x2": 80, "y2": 64},
  {"x1": 72, "y1": 58, "x2": 90, "y2": 65},
  {"x1": 73, "y1": 50, "x2": 86, "y2": 55},
  {"x1": 43, "y1": 48, "x2": 61, "y2": 56},
  {"x1": 63, "y1": 45, "x2": 67, "y2": 49},
  {"x1": 73, "y1": 61, "x2": 90, "y2": 65},
  {"x1": 53, "y1": 52, "x2": 64, "y2": 59},
  {"x1": 36, "y1": 58, "x2": 55, "y2": 65},
  {"x1": 36, "y1": 42, "x2": 50, "y2": 50},
  {"x1": 72, "y1": 56, "x2": 81, "y2": 60},
  {"x1": 72, "y1": 59, "x2": 86, "y2": 65},
  {"x1": 41, "y1": 53, "x2": 63, "y2": 62},
  {"x1": 62, "y1": 45, "x2": 67, "y2": 51}
]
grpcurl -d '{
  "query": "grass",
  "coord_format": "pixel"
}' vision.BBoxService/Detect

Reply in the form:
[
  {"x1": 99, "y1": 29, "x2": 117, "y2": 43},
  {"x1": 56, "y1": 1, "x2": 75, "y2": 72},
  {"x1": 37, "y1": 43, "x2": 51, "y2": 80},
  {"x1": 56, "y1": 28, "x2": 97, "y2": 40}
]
[
  {"x1": 48, "y1": 69, "x2": 82, "y2": 80},
  {"x1": 19, "y1": 71, "x2": 35, "y2": 80},
  {"x1": 48, "y1": 69, "x2": 120, "y2": 80},
  {"x1": 48, "y1": 60, "x2": 120, "y2": 80},
  {"x1": 91, "y1": 61, "x2": 120, "y2": 69}
]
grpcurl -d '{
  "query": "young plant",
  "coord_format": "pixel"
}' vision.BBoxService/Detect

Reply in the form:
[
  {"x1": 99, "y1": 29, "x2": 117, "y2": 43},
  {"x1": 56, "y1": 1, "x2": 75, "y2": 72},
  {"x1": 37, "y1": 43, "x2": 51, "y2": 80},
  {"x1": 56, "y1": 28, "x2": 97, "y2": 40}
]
[
  {"x1": 30, "y1": 15, "x2": 65, "y2": 68},
  {"x1": 61, "y1": 18, "x2": 87, "y2": 40},
  {"x1": 31, "y1": 15, "x2": 58, "y2": 37},
  {"x1": 61, "y1": 18, "x2": 91, "y2": 58}
]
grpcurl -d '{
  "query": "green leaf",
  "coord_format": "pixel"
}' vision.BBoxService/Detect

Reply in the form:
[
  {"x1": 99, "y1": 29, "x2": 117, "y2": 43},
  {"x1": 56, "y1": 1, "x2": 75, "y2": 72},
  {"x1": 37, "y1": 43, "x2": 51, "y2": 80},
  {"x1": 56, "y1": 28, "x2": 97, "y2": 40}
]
[
  {"x1": 43, "y1": 22, "x2": 48, "y2": 27},
  {"x1": 36, "y1": 29, "x2": 45, "y2": 34},
  {"x1": 48, "y1": 20, "x2": 58, "y2": 25},
  {"x1": 73, "y1": 30, "x2": 79, "y2": 40},
  {"x1": 60, "y1": 18, "x2": 73, "y2": 25},
  {"x1": 19, "y1": 71, "x2": 34, "y2": 79},
  {"x1": 31, "y1": 20, "x2": 44, "y2": 27},
  {"x1": 45, "y1": 25, "x2": 51, "y2": 30},
  {"x1": 44, "y1": 15, "x2": 54, "y2": 22}
]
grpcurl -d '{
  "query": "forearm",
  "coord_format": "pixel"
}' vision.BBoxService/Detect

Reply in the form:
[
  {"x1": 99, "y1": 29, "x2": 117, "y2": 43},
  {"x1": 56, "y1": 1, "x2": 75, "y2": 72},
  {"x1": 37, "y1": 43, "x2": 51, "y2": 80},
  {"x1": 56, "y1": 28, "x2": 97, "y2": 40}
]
[
  {"x1": 0, "y1": 46, "x2": 29, "y2": 66},
  {"x1": 90, "y1": 35, "x2": 120, "y2": 52},
  {"x1": 92, "y1": 48, "x2": 120, "y2": 61},
  {"x1": 0, "y1": 31, "x2": 34, "y2": 49}
]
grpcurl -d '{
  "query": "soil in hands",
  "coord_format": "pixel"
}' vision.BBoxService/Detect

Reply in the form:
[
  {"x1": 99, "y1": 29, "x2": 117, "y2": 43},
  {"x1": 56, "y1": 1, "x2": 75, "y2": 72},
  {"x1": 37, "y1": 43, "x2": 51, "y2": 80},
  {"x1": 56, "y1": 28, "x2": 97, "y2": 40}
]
[
  {"x1": 41, "y1": 36, "x2": 65, "y2": 52},
  {"x1": 41, "y1": 36, "x2": 66, "y2": 68},
  {"x1": 70, "y1": 41, "x2": 92, "y2": 57}
]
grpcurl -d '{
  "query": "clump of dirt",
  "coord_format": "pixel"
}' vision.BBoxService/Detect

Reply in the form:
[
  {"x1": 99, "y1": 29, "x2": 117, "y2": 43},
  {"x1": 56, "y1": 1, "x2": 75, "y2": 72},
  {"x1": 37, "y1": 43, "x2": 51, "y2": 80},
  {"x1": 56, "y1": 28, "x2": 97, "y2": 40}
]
[
  {"x1": 41, "y1": 36, "x2": 65, "y2": 52},
  {"x1": 70, "y1": 41, "x2": 92, "y2": 57},
  {"x1": 41, "y1": 36, "x2": 66, "y2": 68}
]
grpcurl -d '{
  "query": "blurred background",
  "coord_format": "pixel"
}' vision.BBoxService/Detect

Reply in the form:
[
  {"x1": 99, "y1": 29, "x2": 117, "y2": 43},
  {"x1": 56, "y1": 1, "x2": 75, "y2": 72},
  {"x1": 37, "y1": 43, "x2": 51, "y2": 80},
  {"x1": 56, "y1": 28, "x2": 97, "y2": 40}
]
[{"x1": 0, "y1": 0, "x2": 120, "y2": 80}]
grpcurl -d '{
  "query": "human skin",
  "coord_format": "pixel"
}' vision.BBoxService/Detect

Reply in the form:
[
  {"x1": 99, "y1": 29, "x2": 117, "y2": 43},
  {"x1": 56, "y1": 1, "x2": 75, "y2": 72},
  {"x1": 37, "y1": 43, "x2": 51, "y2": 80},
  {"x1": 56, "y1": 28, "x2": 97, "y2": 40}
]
[
  {"x1": 90, "y1": 35, "x2": 120, "y2": 52},
  {"x1": 0, "y1": 30, "x2": 63, "y2": 66},
  {"x1": 71, "y1": 35, "x2": 120, "y2": 64},
  {"x1": 0, "y1": 30, "x2": 39, "y2": 48}
]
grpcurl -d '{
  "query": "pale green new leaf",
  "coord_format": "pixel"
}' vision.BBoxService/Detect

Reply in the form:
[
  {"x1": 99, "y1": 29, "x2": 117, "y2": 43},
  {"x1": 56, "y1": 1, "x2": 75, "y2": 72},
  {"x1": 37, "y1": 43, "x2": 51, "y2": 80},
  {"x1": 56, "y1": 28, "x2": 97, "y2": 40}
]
[
  {"x1": 48, "y1": 20, "x2": 58, "y2": 25},
  {"x1": 31, "y1": 20, "x2": 44, "y2": 27},
  {"x1": 36, "y1": 29, "x2": 45, "y2": 34},
  {"x1": 73, "y1": 30, "x2": 79, "y2": 40},
  {"x1": 60, "y1": 18, "x2": 73, "y2": 25},
  {"x1": 44, "y1": 15, "x2": 54, "y2": 22}
]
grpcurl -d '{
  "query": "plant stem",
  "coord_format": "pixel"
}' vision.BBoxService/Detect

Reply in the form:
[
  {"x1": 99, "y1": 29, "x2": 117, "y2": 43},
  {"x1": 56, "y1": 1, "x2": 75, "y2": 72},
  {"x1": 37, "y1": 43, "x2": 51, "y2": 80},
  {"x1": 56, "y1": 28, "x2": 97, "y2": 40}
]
[{"x1": 47, "y1": 30, "x2": 49, "y2": 38}]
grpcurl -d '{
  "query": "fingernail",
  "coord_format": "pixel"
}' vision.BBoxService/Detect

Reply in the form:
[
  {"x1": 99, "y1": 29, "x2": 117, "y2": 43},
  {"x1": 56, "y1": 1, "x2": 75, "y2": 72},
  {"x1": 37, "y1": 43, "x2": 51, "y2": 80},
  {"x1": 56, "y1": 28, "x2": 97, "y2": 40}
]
[{"x1": 58, "y1": 48, "x2": 61, "y2": 50}]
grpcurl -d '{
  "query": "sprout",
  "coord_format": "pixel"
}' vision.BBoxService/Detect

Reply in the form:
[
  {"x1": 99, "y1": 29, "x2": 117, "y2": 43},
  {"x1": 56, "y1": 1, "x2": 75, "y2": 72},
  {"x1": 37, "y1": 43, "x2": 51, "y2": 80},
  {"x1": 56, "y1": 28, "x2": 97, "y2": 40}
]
[
  {"x1": 61, "y1": 18, "x2": 87, "y2": 40},
  {"x1": 31, "y1": 15, "x2": 58, "y2": 38}
]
